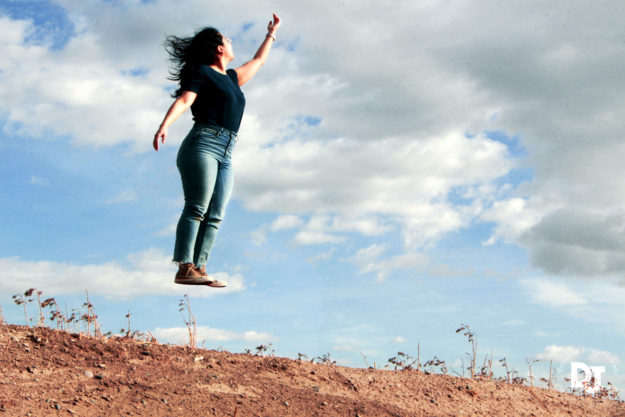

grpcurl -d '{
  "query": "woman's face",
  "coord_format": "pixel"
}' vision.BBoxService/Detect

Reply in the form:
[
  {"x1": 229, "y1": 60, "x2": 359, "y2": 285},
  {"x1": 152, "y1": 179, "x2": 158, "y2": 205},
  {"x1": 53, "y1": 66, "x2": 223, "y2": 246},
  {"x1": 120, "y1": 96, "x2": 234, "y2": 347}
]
[{"x1": 220, "y1": 35, "x2": 234, "y2": 61}]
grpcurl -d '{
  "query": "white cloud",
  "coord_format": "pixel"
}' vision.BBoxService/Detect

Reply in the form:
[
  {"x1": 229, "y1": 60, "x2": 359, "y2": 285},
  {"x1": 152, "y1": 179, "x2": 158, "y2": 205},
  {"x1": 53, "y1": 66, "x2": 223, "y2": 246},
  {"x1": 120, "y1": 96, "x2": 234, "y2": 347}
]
[
  {"x1": 236, "y1": 131, "x2": 513, "y2": 251},
  {"x1": 107, "y1": 190, "x2": 137, "y2": 204},
  {"x1": 587, "y1": 350, "x2": 621, "y2": 366},
  {"x1": 480, "y1": 198, "x2": 545, "y2": 245},
  {"x1": 521, "y1": 277, "x2": 625, "y2": 335},
  {"x1": 332, "y1": 345, "x2": 354, "y2": 352},
  {"x1": 293, "y1": 230, "x2": 346, "y2": 245},
  {"x1": 521, "y1": 278, "x2": 587, "y2": 308},
  {"x1": 307, "y1": 248, "x2": 336, "y2": 265},
  {"x1": 536, "y1": 345, "x2": 621, "y2": 372},
  {"x1": 29, "y1": 175, "x2": 50, "y2": 186},
  {"x1": 250, "y1": 215, "x2": 305, "y2": 245},
  {"x1": 153, "y1": 325, "x2": 275, "y2": 345},
  {"x1": 349, "y1": 244, "x2": 428, "y2": 282},
  {"x1": 249, "y1": 227, "x2": 267, "y2": 246},
  {"x1": 535, "y1": 345, "x2": 584, "y2": 363},
  {"x1": 0, "y1": 248, "x2": 245, "y2": 299},
  {"x1": 270, "y1": 215, "x2": 303, "y2": 231},
  {"x1": 0, "y1": 15, "x2": 171, "y2": 150},
  {"x1": 156, "y1": 220, "x2": 177, "y2": 237},
  {"x1": 391, "y1": 336, "x2": 407, "y2": 344}
]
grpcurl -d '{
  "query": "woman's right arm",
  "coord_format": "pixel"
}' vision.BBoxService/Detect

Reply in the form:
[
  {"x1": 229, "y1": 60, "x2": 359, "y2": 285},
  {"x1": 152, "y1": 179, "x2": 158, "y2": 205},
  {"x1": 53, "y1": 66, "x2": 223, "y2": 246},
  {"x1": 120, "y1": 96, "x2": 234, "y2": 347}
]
[{"x1": 153, "y1": 90, "x2": 197, "y2": 151}]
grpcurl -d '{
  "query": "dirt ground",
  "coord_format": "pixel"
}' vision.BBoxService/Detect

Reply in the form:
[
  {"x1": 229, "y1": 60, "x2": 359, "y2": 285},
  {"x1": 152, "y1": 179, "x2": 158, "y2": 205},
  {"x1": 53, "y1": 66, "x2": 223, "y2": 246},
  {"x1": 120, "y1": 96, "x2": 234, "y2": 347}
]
[{"x1": 1, "y1": 323, "x2": 624, "y2": 417}]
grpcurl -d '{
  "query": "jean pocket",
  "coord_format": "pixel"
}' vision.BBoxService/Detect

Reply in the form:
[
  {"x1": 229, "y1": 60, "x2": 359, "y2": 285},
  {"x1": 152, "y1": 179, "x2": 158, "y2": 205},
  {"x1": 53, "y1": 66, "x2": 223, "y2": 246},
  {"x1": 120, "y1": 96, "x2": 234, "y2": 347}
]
[{"x1": 198, "y1": 126, "x2": 221, "y2": 137}]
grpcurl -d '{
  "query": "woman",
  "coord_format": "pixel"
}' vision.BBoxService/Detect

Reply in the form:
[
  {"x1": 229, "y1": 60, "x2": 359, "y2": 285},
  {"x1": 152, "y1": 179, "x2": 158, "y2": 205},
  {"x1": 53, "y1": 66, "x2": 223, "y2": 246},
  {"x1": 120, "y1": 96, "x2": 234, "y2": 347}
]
[{"x1": 154, "y1": 14, "x2": 281, "y2": 287}]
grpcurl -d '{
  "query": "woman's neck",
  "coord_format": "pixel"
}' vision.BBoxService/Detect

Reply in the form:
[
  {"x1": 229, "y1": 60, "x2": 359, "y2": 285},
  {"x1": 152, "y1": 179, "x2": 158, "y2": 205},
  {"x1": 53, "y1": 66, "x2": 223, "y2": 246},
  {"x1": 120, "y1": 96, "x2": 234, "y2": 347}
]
[{"x1": 210, "y1": 57, "x2": 229, "y2": 74}]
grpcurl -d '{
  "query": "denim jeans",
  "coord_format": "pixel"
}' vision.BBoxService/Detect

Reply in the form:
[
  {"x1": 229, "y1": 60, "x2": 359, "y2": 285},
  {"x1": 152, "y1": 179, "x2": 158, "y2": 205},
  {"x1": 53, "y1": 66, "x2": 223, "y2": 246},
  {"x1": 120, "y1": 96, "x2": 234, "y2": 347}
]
[{"x1": 173, "y1": 123, "x2": 237, "y2": 268}]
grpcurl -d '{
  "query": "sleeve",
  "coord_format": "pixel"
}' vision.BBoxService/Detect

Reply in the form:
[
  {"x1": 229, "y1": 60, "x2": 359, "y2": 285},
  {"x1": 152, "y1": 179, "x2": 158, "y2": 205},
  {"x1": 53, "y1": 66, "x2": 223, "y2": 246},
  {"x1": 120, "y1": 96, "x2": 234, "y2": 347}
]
[
  {"x1": 226, "y1": 68, "x2": 239, "y2": 85},
  {"x1": 181, "y1": 66, "x2": 205, "y2": 94}
]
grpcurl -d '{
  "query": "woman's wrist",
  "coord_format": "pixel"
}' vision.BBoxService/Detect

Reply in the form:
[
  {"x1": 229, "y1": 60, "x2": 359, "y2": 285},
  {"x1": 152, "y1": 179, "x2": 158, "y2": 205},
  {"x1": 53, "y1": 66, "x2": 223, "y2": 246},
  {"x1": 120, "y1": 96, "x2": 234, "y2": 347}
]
[{"x1": 266, "y1": 32, "x2": 276, "y2": 41}]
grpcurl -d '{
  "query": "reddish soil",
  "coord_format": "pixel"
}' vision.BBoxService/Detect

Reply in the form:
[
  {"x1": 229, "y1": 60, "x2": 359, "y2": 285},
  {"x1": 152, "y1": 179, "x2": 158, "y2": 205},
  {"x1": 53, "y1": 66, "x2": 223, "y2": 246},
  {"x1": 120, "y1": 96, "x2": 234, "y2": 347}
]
[{"x1": 1, "y1": 323, "x2": 624, "y2": 417}]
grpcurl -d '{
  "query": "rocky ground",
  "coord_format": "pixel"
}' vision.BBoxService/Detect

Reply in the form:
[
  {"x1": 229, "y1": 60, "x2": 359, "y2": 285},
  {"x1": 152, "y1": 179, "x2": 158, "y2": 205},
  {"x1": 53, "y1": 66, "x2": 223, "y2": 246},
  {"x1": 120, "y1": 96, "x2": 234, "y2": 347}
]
[{"x1": 1, "y1": 323, "x2": 624, "y2": 416}]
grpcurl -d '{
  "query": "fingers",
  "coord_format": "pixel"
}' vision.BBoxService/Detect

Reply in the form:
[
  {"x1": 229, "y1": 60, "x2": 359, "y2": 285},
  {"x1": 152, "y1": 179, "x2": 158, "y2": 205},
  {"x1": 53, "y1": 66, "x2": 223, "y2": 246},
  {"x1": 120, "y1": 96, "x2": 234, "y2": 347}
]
[
  {"x1": 153, "y1": 131, "x2": 166, "y2": 151},
  {"x1": 269, "y1": 13, "x2": 280, "y2": 27}
]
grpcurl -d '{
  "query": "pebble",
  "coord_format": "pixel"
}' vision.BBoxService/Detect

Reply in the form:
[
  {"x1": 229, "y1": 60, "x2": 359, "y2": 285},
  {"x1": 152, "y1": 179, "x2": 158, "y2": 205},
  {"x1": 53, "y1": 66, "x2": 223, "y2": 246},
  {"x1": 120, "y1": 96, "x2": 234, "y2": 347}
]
[
  {"x1": 194, "y1": 356, "x2": 204, "y2": 362},
  {"x1": 283, "y1": 401, "x2": 289, "y2": 407},
  {"x1": 53, "y1": 403, "x2": 61, "y2": 410},
  {"x1": 84, "y1": 371, "x2": 94, "y2": 378}
]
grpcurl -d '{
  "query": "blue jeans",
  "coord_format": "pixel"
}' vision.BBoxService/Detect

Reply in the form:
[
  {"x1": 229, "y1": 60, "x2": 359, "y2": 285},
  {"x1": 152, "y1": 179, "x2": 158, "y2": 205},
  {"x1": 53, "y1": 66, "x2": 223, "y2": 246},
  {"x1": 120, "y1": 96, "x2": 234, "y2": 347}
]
[{"x1": 173, "y1": 123, "x2": 237, "y2": 268}]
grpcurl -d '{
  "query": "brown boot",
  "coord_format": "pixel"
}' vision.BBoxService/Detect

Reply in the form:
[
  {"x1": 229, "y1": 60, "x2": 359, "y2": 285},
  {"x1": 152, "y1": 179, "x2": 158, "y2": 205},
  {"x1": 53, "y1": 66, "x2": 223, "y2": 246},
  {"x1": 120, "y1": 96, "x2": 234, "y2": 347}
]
[
  {"x1": 174, "y1": 263, "x2": 214, "y2": 285},
  {"x1": 194, "y1": 265, "x2": 227, "y2": 288}
]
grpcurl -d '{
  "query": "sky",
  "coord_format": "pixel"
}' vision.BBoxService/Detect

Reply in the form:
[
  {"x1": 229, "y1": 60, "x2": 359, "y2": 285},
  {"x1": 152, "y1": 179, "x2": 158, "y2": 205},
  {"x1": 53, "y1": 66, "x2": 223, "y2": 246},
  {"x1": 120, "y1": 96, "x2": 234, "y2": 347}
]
[{"x1": 1, "y1": 0, "x2": 625, "y2": 393}]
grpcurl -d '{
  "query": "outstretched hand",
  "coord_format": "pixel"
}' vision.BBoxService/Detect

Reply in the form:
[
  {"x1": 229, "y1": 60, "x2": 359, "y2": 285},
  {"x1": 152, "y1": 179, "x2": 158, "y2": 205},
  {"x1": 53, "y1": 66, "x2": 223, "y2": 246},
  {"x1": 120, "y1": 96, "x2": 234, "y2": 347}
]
[{"x1": 267, "y1": 13, "x2": 281, "y2": 35}]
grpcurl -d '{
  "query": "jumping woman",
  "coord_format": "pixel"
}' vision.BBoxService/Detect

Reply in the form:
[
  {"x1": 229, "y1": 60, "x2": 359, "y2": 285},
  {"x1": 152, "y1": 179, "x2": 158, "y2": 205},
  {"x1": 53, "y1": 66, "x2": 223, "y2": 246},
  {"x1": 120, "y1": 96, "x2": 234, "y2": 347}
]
[{"x1": 154, "y1": 14, "x2": 281, "y2": 287}]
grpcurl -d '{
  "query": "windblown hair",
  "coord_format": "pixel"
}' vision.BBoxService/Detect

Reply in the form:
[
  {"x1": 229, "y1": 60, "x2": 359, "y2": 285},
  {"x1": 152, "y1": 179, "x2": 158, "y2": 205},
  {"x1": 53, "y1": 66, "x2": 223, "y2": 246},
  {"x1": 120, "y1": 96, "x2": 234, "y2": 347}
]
[{"x1": 164, "y1": 27, "x2": 223, "y2": 98}]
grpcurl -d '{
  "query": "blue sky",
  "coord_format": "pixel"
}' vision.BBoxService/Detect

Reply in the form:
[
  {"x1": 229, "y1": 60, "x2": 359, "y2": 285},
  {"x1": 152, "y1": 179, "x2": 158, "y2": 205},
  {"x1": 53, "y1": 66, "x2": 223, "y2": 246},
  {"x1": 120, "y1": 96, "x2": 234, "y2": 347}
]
[{"x1": 2, "y1": 0, "x2": 625, "y2": 393}]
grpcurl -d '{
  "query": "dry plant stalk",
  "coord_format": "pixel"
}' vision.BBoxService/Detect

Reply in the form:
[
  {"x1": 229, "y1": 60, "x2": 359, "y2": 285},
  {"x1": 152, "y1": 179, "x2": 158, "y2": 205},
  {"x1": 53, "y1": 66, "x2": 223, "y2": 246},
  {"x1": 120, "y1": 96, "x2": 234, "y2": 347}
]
[
  {"x1": 416, "y1": 342, "x2": 421, "y2": 372},
  {"x1": 178, "y1": 294, "x2": 197, "y2": 348},
  {"x1": 82, "y1": 290, "x2": 102, "y2": 337},
  {"x1": 33, "y1": 289, "x2": 45, "y2": 326},
  {"x1": 41, "y1": 297, "x2": 65, "y2": 330},
  {"x1": 456, "y1": 323, "x2": 477, "y2": 379},
  {"x1": 123, "y1": 310, "x2": 132, "y2": 338},
  {"x1": 477, "y1": 350, "x2": 493, "y2": 379},
  {"x1": 500, "y1": 357, "x2": 511, "y2": 384},
  {"x1": 12, "y1": 289, "x2": 35, "y2": 327},
  {"x1": 526, "y1": 357, "x2": 539, "y2": 387}
]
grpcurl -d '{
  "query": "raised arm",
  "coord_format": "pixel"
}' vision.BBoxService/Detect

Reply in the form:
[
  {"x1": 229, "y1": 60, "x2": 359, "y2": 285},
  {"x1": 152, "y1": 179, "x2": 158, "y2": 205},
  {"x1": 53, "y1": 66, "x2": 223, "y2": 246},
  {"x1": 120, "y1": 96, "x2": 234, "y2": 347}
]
[
  {"x1": 153, "y1": 91, "x2": 197, "y2": 151},
  {"x1": 234, "y1": 13, "x2": 281, "y2": 87}
]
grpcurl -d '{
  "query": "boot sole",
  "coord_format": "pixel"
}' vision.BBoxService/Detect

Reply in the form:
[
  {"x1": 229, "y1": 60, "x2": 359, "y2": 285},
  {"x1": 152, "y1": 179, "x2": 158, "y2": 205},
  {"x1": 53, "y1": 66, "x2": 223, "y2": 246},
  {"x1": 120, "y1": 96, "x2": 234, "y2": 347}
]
[{"x1": 174, "y1": 277, "x2": 215, "y2": 285}]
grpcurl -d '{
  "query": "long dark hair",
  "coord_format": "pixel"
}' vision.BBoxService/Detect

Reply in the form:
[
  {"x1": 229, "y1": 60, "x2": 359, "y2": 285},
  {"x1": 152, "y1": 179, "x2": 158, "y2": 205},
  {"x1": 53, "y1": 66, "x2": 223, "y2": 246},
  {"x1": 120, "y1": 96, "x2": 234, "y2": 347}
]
[{"x1": 164, "y1": 27, "x2": 223, "y2": 98}]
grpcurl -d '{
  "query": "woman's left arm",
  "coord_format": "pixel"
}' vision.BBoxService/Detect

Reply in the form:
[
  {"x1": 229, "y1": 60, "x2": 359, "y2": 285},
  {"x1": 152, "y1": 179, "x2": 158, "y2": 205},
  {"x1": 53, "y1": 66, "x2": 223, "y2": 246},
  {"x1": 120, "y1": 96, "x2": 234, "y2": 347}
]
[{"x1": 235, "y1": 13, "x2": 281, "y2": 86}]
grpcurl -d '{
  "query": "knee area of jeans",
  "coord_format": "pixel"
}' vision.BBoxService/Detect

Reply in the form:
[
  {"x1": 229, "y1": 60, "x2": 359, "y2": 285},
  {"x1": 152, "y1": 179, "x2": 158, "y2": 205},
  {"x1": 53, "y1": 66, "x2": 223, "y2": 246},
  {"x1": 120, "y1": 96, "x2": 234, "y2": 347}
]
[
  {"x1": 205, "y1": 215, "x2": 224, "y2": 226},
  {"x1": 183, "y1": 205, "x2": 208, "y2": 219}
]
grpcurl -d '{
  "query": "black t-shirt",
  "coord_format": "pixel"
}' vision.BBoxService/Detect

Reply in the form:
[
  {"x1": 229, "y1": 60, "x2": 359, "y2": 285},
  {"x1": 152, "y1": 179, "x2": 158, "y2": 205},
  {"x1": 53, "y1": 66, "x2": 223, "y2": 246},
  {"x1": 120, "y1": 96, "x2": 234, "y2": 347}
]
[{"x1": 182, "y1": 65, "x2": 246, "y2": 133}]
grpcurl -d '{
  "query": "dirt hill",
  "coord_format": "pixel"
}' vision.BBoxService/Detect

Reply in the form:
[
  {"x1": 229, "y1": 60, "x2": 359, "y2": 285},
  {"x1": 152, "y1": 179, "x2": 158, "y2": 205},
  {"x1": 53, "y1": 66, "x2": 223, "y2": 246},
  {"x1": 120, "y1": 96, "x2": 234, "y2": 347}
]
[{"x1": 1, "y1": 323, "x2": 624, "y2": 417}]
